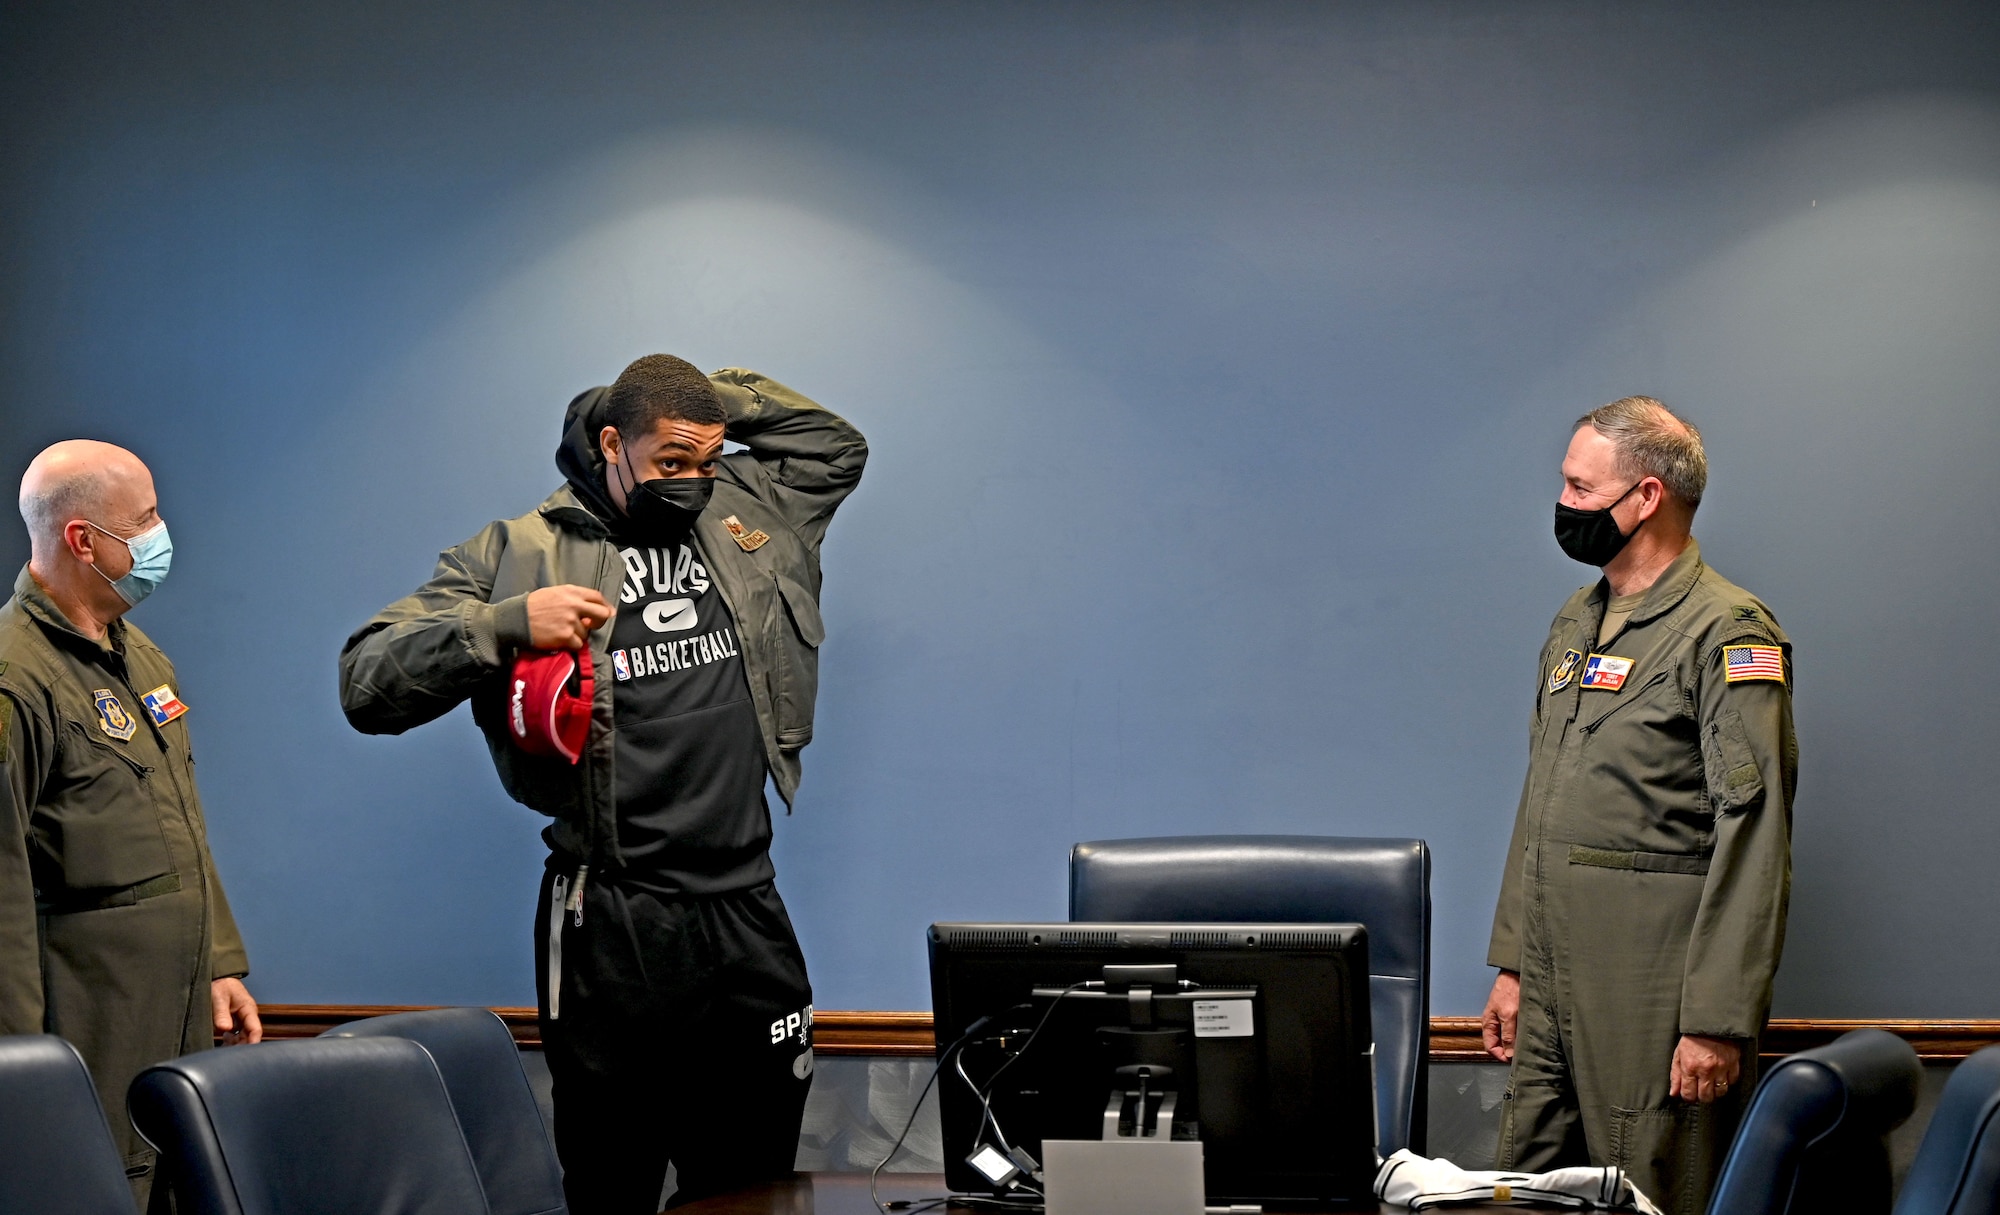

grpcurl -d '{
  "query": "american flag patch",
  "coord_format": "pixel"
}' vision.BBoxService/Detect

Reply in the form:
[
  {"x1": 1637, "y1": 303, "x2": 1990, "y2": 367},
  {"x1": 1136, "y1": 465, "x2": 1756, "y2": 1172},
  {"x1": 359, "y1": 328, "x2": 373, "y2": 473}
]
[{"x1": 1724, "y1": 644, "x2": 1785, "y2": 684}]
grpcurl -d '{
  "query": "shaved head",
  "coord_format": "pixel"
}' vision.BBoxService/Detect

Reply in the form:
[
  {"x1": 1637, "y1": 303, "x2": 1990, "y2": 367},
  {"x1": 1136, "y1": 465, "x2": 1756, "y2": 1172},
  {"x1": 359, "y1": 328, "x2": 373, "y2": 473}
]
[{"x1": 19, "y1": 440, "x2": 154, "y2": 560}]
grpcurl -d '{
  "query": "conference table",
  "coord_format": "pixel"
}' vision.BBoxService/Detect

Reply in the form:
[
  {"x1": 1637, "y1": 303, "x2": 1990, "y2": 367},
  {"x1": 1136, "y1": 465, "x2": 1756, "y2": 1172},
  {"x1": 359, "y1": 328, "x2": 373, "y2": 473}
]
[{"x1": 670, "y1": 1172, "x2": 1526, "y2": 1213}]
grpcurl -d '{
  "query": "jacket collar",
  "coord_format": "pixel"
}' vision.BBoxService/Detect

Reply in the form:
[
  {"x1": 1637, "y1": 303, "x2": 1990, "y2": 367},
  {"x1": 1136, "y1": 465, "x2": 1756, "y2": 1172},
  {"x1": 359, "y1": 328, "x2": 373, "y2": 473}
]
[
  {"x1": 536, "y1": 484, "x2": 613, "y2": 538},
  {"x1": 13, "y1": 564, "x2": 124, "y2": 658},
  {"x1": 1588, "y1": 538, "x2": 1704, "y2": 627}
]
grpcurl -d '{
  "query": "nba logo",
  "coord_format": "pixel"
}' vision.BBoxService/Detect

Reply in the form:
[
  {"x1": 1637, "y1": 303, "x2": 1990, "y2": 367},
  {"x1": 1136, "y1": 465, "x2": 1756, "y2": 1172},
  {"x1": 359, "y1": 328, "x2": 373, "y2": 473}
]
[{"x1": 612, "y1": 650, "x2": 631, "y2": 681}]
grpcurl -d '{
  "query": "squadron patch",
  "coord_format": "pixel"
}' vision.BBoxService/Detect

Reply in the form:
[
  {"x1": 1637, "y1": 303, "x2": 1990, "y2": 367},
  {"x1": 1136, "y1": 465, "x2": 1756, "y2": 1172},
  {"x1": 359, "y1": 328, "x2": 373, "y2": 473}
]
[
  {"x1": 1580, "y1": 654, "x2": 1636, "y2": 691},
  {"x1": 93, "y1": 689, "x2": 138, "y2": 741},
  {"x1": 141, "y1": 684, "x2": 189, "y2": 727},
  {"x1": 722, "y1": 515, "x2": 770, "y2": 552},
  {"x1": 1547, "y1": 648, "x2": 1584, "y2": 693},
  {"x1": 1724, "y1": 644, "x2": 1786, "y2": 684}
]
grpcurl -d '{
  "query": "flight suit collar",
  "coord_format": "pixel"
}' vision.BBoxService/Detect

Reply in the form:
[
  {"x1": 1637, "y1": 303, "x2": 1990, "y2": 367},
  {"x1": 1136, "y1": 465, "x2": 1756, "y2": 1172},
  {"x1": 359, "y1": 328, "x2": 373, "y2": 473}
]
[
  {"x1": 12, "y1": 564, "x2": 128, "y2": 664},
  {"x1": 1586, "y1": 538, "x2": 1705, "y2": 631}
]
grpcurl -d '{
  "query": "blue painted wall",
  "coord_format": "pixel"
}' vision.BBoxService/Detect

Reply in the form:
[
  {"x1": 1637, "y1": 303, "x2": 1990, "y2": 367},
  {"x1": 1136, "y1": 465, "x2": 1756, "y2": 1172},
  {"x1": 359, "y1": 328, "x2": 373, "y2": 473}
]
[{"x1": 2, "y1": 2, "x2": 1996, "y2": 1016}]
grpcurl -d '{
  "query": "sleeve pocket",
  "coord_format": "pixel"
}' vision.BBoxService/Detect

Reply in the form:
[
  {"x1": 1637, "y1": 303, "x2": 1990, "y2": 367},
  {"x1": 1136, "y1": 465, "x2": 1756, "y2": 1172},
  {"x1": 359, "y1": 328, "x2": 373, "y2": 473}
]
[
  {"x1": 1704, "y1": 706, "x2": 1764, "y2": 813},
  {"x1": 775, "y1": 575, "x2": 825, "y2": 647}
]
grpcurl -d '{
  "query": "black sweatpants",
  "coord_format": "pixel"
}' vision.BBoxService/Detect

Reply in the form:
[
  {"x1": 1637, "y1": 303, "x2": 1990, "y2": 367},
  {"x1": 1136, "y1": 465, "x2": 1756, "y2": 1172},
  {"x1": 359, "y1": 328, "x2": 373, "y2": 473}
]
[{"x1": 535, "y1": 864, "x2": 815, "y2": 1215}]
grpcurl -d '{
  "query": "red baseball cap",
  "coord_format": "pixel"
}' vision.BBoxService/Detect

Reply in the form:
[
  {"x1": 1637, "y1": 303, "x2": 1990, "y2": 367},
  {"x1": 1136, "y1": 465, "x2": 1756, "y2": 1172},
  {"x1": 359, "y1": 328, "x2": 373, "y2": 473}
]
[{"x1": 507, "y1": 647, "x2": 593, "y2": 764}]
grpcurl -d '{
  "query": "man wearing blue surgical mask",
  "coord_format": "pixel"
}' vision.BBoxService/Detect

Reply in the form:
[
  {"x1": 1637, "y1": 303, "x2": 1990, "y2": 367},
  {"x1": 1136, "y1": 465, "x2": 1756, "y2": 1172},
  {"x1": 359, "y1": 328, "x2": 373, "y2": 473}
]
[{"x1": 1, "y1": 439, "x2": 259, "y2": 1212}]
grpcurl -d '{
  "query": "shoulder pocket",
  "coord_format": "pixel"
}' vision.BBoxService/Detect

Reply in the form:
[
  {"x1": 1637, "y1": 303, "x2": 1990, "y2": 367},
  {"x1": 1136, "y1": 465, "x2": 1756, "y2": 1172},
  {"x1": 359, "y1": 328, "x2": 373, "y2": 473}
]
[{"x1": 1703, "y1": 706, "x2": 1764, "y2": 813}]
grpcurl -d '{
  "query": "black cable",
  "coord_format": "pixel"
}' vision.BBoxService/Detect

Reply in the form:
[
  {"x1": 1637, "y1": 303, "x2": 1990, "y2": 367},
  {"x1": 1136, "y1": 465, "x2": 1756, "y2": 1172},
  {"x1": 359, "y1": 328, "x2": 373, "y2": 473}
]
[
  {"x1": 876, "y1": 982, "x2": 1095, "y2": 1214},
  {"x1": 966, "y1": 981, "x2": 1094, "y2": 1195},
  {"x1": 872, "y1": 1012, "x2": 1015, "y2": 1215}
]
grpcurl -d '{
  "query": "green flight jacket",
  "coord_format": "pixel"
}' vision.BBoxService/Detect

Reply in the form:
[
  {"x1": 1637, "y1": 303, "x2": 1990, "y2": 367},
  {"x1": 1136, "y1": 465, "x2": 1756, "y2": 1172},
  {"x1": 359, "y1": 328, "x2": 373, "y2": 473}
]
[
  {"x1": 337, "y1": 369, "x2": 866, "y2": 868},
  {"x1": 0, "y1": 565, "x2": 249, "y2": 1172},
  {"x1": 1487, "y1": 540, "x2": 1797, "y2": 1041}
]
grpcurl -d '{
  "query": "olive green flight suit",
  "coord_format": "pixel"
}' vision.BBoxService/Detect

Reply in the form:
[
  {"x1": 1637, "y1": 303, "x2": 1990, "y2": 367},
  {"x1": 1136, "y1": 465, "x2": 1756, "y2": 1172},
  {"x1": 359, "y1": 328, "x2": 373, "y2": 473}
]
[
  {"x1": 1488, "y1": 541, "x2": 1797, "y2": 1215},
  {"x1": 0, "y1": 566, "x2": 249, "y2": 1208}
]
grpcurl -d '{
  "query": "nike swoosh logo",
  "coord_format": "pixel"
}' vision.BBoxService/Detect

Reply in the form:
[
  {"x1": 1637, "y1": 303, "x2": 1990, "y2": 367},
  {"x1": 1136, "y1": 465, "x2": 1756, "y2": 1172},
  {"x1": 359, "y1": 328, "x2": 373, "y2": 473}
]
[{"x1": 642, "y1": 599, "x2": 698, "y2": 633}]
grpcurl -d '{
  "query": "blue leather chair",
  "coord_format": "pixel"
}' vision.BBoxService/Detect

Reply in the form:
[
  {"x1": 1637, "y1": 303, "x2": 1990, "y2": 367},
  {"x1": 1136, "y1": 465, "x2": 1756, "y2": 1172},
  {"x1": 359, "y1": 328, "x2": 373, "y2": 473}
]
[
  {"x1": 1892, "y1": 1043, "x2": 2000, "y2": 1215},
  {"x1": 0, "y1": 1035, "x2": 135, "y2": 1215},
  {"x1": 1069, "y1": 834, "x2": 1432, "y2": 1154},
  {"x1": 129, "y1": 1036, "x2": 492, "y2": 1215},
  {"x1": 1707, "y1": 1028, "x2": 1920, "y2": 1215},
  {"x1": 322, "y1": 1007, "x2": 566, "y2": 1215}
]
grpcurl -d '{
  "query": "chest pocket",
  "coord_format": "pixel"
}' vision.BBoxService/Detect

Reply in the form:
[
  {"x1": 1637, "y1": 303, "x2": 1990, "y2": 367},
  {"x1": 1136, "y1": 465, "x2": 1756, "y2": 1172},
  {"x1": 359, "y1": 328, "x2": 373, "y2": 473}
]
[
  {"x1": 1578, "y1": 667, "x2": 1674, "y2": 735},
  {"x1": 37, "y1": 715, "x2": 174, "y2": 892}
]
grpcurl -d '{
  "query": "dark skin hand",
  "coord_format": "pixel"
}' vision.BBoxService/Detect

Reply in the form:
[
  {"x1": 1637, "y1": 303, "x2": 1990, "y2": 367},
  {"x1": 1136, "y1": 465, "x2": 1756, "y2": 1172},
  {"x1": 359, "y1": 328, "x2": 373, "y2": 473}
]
[
  {"x1": 525, "y1": 585, "x2": 612, "y2": 648},
  {"x1": 521, "y1": 417, "x2": 726, "y2": 650}
]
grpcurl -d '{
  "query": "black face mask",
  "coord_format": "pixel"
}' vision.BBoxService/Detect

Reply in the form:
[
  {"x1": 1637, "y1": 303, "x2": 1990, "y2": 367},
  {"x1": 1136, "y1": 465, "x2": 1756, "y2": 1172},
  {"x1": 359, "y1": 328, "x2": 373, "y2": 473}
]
[
  {"x1": 1553, "y1": 481, "x2": 1642, "y2": 567},
  {"x1": 609, "y1": 442, "x2": 715, "y2": 541}
]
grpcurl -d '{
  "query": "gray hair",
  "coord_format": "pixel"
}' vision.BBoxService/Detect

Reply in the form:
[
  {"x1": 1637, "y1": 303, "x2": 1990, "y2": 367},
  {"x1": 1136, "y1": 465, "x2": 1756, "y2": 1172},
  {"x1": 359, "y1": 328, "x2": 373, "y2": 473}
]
[
  {"x1": 1575, "y1": 396, "x2": 1707, "y2": 510},
  {"x1": 19, "y1": 464, "x2": 109, "y2": 548}
]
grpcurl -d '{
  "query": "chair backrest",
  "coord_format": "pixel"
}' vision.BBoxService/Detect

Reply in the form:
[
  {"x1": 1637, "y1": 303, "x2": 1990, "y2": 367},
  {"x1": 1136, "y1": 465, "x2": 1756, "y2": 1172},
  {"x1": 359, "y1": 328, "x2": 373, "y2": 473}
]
[
  {"x1": 0, "y1": 1035, "x2": 137, "y2": 1215},
  {"x1": 1893, "y1": 1044, "x2": 2000, "y2": 1215},
  {"x1": 129, "y1": 1036, "x2": 492, "y2": 1215},
  {"x1": 322, "y1": 1007, "x2": 566, "y2": 1215},
  {"x1": 1068, "y1": 834, "x2": 1432, "y2": 1154},
  {"x1": 1707, "y1": 1028, "x2": 1921, "y2": 1215}
]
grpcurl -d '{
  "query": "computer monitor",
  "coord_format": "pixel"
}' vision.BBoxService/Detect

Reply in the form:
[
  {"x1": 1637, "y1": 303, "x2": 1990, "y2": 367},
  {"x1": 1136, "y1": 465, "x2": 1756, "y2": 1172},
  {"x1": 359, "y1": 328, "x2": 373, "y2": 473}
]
[{"x1": 928, "y1": 922, "x2": 1377, "y2": 1209}]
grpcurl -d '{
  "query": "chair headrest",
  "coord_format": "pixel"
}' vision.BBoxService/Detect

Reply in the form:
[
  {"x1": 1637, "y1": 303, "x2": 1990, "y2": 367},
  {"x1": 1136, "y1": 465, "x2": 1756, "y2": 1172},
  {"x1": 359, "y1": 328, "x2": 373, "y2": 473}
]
[{"x1": 1070, "y1": 835, "x2": 1431, "y2": 977}]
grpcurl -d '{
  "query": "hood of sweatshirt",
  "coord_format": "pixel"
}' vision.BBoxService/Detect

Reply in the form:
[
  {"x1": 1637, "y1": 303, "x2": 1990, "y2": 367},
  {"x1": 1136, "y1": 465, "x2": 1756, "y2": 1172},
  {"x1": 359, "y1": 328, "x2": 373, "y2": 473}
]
[{"x1": 554, "y1": 385, "x2": 623, "y2": 524}]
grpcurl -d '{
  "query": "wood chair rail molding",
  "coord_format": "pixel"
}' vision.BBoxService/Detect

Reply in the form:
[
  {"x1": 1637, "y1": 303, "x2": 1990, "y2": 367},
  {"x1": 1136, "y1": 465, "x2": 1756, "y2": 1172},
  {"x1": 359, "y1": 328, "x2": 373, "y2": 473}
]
[{"x1": 252, "y1": 1006, "x2": 2000, "y2": 1061}]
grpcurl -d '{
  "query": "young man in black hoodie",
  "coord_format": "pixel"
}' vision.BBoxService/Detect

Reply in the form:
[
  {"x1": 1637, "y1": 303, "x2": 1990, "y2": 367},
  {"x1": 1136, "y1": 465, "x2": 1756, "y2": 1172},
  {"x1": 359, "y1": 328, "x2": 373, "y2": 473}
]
[{"x1": 340, "y1": 355, "x2": 867, "y2": 1213}]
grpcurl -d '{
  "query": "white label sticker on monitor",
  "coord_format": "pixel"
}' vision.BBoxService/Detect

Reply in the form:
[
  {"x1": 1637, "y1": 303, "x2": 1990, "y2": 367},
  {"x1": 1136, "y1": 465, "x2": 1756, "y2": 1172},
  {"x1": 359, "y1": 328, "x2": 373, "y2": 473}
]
[{"x1": 1192, "y1": 999, "x2": 1254, "y2": 1038}]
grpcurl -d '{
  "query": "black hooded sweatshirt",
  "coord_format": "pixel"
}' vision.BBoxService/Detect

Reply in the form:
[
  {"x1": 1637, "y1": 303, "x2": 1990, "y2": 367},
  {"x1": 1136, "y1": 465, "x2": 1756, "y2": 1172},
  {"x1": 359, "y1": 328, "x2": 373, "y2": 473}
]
[{"x1": 555, "y1": 390, "x2": 773, "y2": 895}]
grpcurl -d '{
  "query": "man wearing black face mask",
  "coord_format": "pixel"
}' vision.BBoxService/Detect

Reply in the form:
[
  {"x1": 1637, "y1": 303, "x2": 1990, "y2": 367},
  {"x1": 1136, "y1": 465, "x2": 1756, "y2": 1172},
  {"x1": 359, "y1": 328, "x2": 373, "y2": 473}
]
[
  {"x1": 340, "y1": 354, "x2": 866, "y2": 1214},
  {"x1": 1478, "y1": 397, "x2": 1795, "y2": 1215}
]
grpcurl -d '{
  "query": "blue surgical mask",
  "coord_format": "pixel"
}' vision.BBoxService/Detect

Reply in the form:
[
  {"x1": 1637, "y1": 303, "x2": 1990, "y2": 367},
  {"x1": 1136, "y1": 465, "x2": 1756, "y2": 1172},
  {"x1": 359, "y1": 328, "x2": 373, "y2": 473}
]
[{"x1": 87, "y1": 519, "x2": 173, "y2": 606}]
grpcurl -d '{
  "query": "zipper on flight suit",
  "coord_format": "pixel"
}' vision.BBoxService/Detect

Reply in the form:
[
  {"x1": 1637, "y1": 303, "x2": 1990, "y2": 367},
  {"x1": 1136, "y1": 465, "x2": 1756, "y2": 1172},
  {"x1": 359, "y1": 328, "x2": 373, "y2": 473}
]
[{"x1": 1578, "y1": 669, "x2": 1672, "y2": 734}]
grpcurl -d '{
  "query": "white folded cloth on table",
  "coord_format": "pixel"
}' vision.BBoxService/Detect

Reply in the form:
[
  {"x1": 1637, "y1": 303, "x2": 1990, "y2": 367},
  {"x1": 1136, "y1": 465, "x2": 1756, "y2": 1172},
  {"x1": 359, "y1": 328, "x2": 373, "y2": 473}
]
[{"x1": 1373, "y1": 1149, "x2": 1663, "y2": 1213}]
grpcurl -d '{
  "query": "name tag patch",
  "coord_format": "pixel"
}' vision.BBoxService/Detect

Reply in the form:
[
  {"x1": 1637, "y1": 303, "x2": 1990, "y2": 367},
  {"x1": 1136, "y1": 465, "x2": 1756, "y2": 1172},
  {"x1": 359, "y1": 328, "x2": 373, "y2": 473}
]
[
  {"x1": 142, "y1": 684, "x2": 189, "y2": 726},
  {"x1": 1724, "y1": 644, "x2": 1786, "y2": 684},
  {"x1": 1547, "y1": 648, "x2": 1583, "y2": 693},
  {"x1": 1580, "y1": 654, "x2": 1635, "y2": 691},
  {"x1": 93, "y1": 689, "x2": 138, "y2": 741}
]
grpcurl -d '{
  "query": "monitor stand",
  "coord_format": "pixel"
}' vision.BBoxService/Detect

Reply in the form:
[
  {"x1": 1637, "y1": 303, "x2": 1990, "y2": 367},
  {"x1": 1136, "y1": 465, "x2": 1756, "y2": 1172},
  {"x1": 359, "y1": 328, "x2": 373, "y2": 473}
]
[{"x1": 1042, "y1": 1137, "x2": 1206, "y2": 1215}]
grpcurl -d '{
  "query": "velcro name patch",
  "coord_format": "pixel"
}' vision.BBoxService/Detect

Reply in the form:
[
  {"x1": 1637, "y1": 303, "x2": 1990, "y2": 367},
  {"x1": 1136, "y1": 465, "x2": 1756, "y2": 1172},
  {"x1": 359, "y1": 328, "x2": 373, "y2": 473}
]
[
  {"x1": 142, "y1": 684, "x2": 189, "y2": 726},
  {"x1": 1580, "y1": 654, "x2": 1635, "y2": 691}
]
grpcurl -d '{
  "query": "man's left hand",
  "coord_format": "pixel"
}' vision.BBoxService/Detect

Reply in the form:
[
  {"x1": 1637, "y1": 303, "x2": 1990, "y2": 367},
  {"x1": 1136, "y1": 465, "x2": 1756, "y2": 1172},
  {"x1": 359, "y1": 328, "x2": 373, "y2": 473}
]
[
  {"x1": 212, "y1": 977, "x2": 263, "y2": 1044},
  {"x1": 1670, "y1": 1034, "x2": 1741, "y2": 1103}
]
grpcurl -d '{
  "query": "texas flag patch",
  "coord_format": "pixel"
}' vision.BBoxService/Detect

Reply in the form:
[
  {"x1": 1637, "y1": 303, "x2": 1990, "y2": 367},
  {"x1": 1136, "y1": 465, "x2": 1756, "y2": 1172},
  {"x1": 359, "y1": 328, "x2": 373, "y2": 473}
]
[
  {"x1": 141, "y1": 684, "x2": 189, "y2": 726},
  {"x1": 1724, "y1": 645, "x2": 1786, "y2": 684},
  {"x1": 1580, "y1": 654, "x2": 1635, "y2": 691}
]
